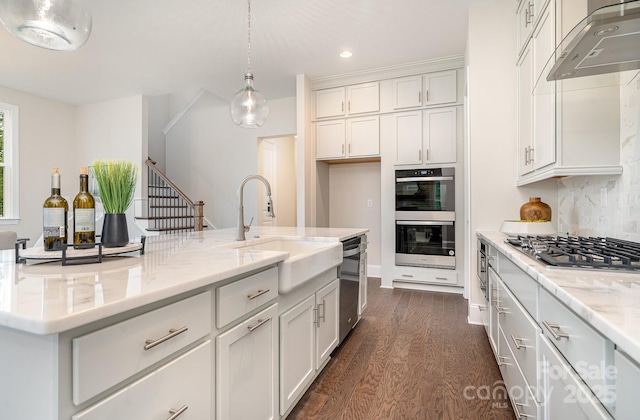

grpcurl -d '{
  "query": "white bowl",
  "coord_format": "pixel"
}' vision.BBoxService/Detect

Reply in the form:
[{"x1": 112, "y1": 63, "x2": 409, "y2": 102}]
[{"x1": 499, "y1": 220, "x2": 556, "y2": 236}]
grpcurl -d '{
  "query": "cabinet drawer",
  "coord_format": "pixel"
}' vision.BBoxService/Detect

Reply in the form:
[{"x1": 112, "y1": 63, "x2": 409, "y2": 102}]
[
  {"x1": 73, "y1": 291, "x2": 212, "y2": 405},
  {"x1": 394, "y1": 266, "x2": 457, "y2": 285},
  {"x1": 498, "y1": 327, "x2": 540, "y2": 419},
  {"x1": 498, "y1": 254, "x2": 537, "y2": 318},
  {"x1": 216, "y1": 267, "x2": 278, "y2": 329},
  {"x1": 539, "y1": 287, "x2": 614, "y2": 400},
  {"x1": 73, "y1": 340, "x2": 212, "y2": 420},
  {"x1": 498, "y1": 279, "x2": 540, "y2": 395}
]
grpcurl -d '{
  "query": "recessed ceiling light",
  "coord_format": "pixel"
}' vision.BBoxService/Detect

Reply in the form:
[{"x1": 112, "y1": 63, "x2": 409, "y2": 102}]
[{"x1": 340, "y1": 50, "x2": 353, "y2": 59}]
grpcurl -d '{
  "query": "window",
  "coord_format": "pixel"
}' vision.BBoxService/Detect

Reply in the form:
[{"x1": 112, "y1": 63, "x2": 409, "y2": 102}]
[{"x1": 0, "y1": 102, "x2": 19, "y2": 223}]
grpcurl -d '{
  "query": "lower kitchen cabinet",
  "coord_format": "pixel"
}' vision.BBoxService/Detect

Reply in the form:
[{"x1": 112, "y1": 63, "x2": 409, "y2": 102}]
[
  {"x1": 614, "y1": 349, "x2": 640, "y2": 419},
  {"x1": 216, "y1": 304, "x2": 278, "y2": 420},
  {"x1": 73, "y1": 340, "x2": 212, "y2": 420},
  {"x1": 539, "y1": 334, "x2": 612, "y2": 420},
  {"x1": 280, "y1": 278, "x2": 340, "y2": 416}
]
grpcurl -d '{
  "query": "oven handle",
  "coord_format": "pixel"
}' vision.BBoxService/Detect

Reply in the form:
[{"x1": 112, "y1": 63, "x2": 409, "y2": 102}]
[
  {"x1": 396, "y1": 220, "x2": 454, "y2": 226},
  {"x1": 396, "y1": 176, "x2": 454, "y2": 182}
]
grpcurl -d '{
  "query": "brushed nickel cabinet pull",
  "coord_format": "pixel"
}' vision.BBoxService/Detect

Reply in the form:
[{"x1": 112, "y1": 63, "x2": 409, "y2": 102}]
[
  {"x1": 168, "y1": 405, "x2": 188, "y2": 420},
  {"x1": 349, "y1": 143, "x2": 352, "y2": 154},
  {"x1": 247, "y1": 317, "x2": 271, "y2": 332},
  {"x1": 529, "y1": 147, "x2": 535, "y2": 162},
  {"x1": 247, "y1": 289, "x2": 270, "y2": 300},
  {"x1": 313, "y1": 307, "x2": 319, "y2": 326},
  {"x1": 497, "y1": 355, "x2": 510, "y2": 366},
  {"x1": 144, "y1": 326, "x2": 189, "y2": 350},
  {"x1": 342, "y1": 144, "x2": 345, "y2": 156},
  {"x1": 435, "y1": 276, "x2": 447, "y2": 281},
  {"x1": 402, "y1": 274, "x2": 414, "y2": 278},
  {"x1": 418, "y1": 149, "x2": 422, "y2": 161},
  {"x1": 425, "y1": 149, "x2": 429, "y2": 161},
  {"x1": 495, "y1": 305, "x2": 508, "y2": 315},
  {"x1": 341, "y1": 102, "x2": 344, "y2": 113},
  {"x1": 425, "y1": 90, "x2": 429, "y2": 103},
  {"x1": 348, "y1": 100, "x2": 351, "y2": 112},
  {"x1": 478, "y1": 305, "x2": 488, "y2": 312},
  {"x1": 511, "y1": 334, "x2": 526, "y2": 350},
  {"x1": 543, "y1": 321, "x2": 570, "y2": 340},
  {"x1": 418, "y1": 91, "x2": 422, "y2": 103},
  {"x1": 318, "y1": 299, "x2": 326, "y2": 322},
  {"x1": 514, "y1": 402, "x2": 533, "y2": 419}
]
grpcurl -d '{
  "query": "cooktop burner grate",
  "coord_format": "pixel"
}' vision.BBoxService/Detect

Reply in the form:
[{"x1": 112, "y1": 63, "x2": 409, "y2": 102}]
[{"x1": 506, "y1": 235, "x2": 640, "y2": 271}]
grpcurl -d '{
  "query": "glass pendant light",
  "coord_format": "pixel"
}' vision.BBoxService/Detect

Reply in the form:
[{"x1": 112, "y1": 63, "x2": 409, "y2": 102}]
[
  {"x1": 0, "y1": 0, "x2": 92, "y2": 51},
  {"x1": 230, "y1": 0, "x2": 268, "y2": 128}
]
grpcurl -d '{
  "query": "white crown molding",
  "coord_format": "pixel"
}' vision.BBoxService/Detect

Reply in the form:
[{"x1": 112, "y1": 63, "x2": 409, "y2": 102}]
[{"x1": 310, "y1": 55, "x2": 465, "y2": 91}]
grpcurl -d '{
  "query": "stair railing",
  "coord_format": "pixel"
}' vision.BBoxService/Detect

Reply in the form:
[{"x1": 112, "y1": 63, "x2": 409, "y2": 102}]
[{"x1": 144, "y1": 158, "x2": 204, "y2": 232}]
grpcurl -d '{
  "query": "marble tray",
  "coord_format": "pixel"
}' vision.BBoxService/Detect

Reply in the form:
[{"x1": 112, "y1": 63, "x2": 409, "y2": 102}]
[{"x1": 18, "y1": 242, "x2": 144, "y2": 265}]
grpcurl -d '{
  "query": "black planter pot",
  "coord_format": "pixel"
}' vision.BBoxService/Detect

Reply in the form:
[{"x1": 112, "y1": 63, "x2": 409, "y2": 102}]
[{"x1": 101, "y1": 213, "x2": 129, "y2": 247}]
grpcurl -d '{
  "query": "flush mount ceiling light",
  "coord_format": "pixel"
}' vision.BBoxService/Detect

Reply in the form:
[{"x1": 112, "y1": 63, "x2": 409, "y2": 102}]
[
  {"x1": 339, "y1": 50, "x2": 353, "y2": 59},
  {"x1": 0, "y1": 0, "x2": 92, "y2": 51},
  {"x1": 229, "y1": 0, "x2": 268, "y2": 129}
]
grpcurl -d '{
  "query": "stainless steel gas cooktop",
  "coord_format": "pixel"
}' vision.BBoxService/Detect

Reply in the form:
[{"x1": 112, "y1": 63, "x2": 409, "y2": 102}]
[{"x1": 506, "y1": 235, "x2": 640, "y2": 271}]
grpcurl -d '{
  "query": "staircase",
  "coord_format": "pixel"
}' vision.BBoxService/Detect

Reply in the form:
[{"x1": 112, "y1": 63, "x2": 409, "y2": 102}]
[{"x1": 135, "y1": 158, "x2": 205, "y2": 233}]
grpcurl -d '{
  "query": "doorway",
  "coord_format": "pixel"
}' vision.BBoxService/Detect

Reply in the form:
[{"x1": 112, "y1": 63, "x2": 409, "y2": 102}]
[{"x1": 257, "y1": 136, "x2": 297, "y2": 227}]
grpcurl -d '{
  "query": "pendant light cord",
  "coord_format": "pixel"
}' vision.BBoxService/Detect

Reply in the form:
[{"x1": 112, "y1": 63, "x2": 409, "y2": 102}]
[{"x1": 247, "y1": 0, "x2": 252, "y2": 74}]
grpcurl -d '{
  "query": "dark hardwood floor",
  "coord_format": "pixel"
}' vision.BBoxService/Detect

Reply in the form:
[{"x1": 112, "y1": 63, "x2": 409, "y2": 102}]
[{"x1": 287, "y1": 278, "x2": 515, "y2": 420}]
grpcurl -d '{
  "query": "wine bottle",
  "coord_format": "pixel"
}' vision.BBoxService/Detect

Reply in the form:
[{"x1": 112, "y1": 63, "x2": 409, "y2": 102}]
[
  {"x1": 43, "y1": 168, "x2": 68, "y2": 251},
  {"x1": 73, "y1": 167, "x2": 96, "y2": 244}
]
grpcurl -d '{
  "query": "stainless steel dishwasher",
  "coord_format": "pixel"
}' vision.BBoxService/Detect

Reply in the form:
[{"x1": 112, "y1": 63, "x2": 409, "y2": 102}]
[{"x1": 338, "y1": 235, "x2": 363, "y2": 344}]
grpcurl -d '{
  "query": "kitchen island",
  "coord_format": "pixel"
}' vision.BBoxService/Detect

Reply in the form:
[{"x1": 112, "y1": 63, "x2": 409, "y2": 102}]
[
  {"x1": 0, "y1": 226, "x2": 367, "y2": 420},
  {"x1": 477, "y1": 231, "x2": 640, "y2": 419}
]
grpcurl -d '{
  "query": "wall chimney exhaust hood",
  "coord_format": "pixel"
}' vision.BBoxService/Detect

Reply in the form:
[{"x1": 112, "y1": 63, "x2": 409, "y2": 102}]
[{"x1": 546, "y1": 0, "x2": 640, "y2": 83}]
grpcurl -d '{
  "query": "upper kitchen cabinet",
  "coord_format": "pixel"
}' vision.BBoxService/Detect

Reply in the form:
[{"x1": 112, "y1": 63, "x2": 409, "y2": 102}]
[
  {"x1": 424, "y1": 70, "x2": 457, "y2": 106},
  {"x1": 390, "y1": 71, "x2": 457, "y2": 110},
  {"x1": 516, "y1": 0, "x2": 622, "y2": 186},
  {"x1": 316, "y1": 116, "x2": 380, "y2": 161},
  {"x1": 392, "y1": 107, "x2": 459, "y2": 166},
  {"x1": 314, "y1": 82, "x2": 379, "y2": 119}
]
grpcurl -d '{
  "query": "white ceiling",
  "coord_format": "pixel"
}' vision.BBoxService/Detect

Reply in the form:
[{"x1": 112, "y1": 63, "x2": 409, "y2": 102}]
[{"x1": 0, "y1": 0, "x2": 482, "y2": 106}]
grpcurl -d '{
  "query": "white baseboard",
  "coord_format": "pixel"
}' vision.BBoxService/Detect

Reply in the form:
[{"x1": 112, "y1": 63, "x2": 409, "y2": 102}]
[
  {"x1": 393, "y1": 281, "x2": 463, "y2": 294},
  {"x1": 367, "y1": 264, "x2": 381, "y2": 278}
]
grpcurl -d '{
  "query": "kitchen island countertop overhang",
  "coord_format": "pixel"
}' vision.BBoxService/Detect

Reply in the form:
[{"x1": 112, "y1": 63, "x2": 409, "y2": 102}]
[{"x1": 0, "y1": 226, "x2": 368, "y2": 335}]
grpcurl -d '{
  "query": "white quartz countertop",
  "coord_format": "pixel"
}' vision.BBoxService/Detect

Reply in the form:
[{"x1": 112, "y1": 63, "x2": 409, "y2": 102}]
[
  {"x1": 0, "y1": 227, "x2": 367, "y2": 335},
  {"x1": 478, "y1": 231, "x2": 640, "y2": 363}
]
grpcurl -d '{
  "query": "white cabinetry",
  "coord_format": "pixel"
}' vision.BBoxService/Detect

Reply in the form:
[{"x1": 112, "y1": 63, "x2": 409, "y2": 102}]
[
  {"x1": 391, "y1": 71, "x2": 457, "y2": 109},
  {"x1": 393, "y1": 107, "x2": 458, "y2": 165},
  {"x1": 316, "y1": 116, "x2": 380, "y2": 160},
  {"x1": 314, "y1": 82, "x2": 379, "y2": 119},
  {"x1": 216, "y1": 304, "x2": 278, "y2": 420},
  {"x1": 423, "y1": 70, "x2": 457, "y2": 106},
  {"x1": 73, "y1": 341, "x2": 212, "y2": 420},
  {"x1": 540, "y1": 335, "x2": 613, "y2": 420},
  {"x1": 392, "y1": 75, "x2": 422, "y2": 109},
  {"x1": 614, "y1": 349, "x2": 640, "y2": 419},
  {"x1": 394, "y1": 265, "x2": 457, "y2": 286},
  {"x1": 516, "y1": 0, "x2": 622, "y2": 185},
  {"x1": 280, "y1": 278, "x2": 340, "y2": 416}
]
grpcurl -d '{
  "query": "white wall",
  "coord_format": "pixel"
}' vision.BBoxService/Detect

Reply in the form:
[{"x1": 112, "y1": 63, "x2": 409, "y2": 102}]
[
  {"x1": 557, "y1": 78, "x2": 640, "y2": 240},
  {"x1": 147, "y1": 95, "x2": 170, "y2": 171},
  {"x1": 165, "y1": 92, "x2": 296, "y2": 230},
  {"x1": 466, "y1": 0, "x2": 558, "y2": 312},
  {"x1": 0, "y1": 86, "x2": 76, "y2": 243},
  {"x1": 329, "y1": 162, "x2": 381, "y2": 267},
  {"x1": 75, "y1": 95, "x2": 148, "y2": 237}
]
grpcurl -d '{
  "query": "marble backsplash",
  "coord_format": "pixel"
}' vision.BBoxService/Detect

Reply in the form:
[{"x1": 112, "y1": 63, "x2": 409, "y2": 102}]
[{"x1": 557, "y1": 77, "x2": 640, "y2": 241}]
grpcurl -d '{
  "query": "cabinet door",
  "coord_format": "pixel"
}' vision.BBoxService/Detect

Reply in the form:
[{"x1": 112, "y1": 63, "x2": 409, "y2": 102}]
[
  {"x1": 517, "y1": 0, "x2": 534, "y2": 56},
  {"x1": 532, "y1": 1, "x2": 556, "y2": 171},
  {"x1": 280, "y1": 295, "x2": 315, "y2": 416},
  {"x1": 539, "y1": 335, "x2": 613, "y2": 420},
  {"x1": 615, "y1": 349, "x2": 640, "y2": 419},
  {"x1": 315, "y1": 87, "x2": 345, "y2": 119},
  {"x1": 392, "y1": 76, "x2": 422, "y2": 109},
  {"x1": 73, "y1": 341, "x2": 212, "y2": 420},
  {"x1": 217, "y1": 304, "x2": 278, "y2": 420},
  {"x1": 347, "y1": 82, "x2": 379, "y2": 115},
  {"x1": 347, "y1": 116, "x2": 379, "y2": 157},
  {"x1": 315, "y1": 279, "x2": 339, "y2": 369},
  {"x1": 316, "y1": 120, "x2": 346, "y2": 159},
  {"x1": 423, "y1": 107, "x2": 457, "y2": 164},
  {"x1": 518, "y1": 43, "x2": 534, "y2": 176},
  {"x1": 394, "y1": 111, "x2": 423, "y2": 165},
  {"x1": 358, "y1": 251, "x2": 367, "y2": 317},
  {"x1": 424, "y1": 70, "x2": 457, "y2": 106}
]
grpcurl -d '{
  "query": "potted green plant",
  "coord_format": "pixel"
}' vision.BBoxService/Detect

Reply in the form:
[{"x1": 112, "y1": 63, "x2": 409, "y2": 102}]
[{"x1": 91, "y1": 160, "x2": 138, "y2": 247}]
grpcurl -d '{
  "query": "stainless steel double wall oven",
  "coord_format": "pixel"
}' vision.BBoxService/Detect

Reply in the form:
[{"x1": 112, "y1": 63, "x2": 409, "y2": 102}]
[{"x1": 395, "y1": 167, "x2": 456, "y2": 269}]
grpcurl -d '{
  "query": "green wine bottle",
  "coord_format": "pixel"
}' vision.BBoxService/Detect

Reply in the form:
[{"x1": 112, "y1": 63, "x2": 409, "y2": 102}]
[
  {"x1": 73, "y1": 167, "x2": 96, "y2": 244},
  {"x1": 43, "y1": 168, "x2": 68, "y2": 251}
]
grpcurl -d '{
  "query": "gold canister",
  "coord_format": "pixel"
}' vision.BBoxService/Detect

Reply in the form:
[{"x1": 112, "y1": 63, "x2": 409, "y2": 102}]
[{"x1": 520, "y1": 197, "x2": 552, "y2": 222}]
